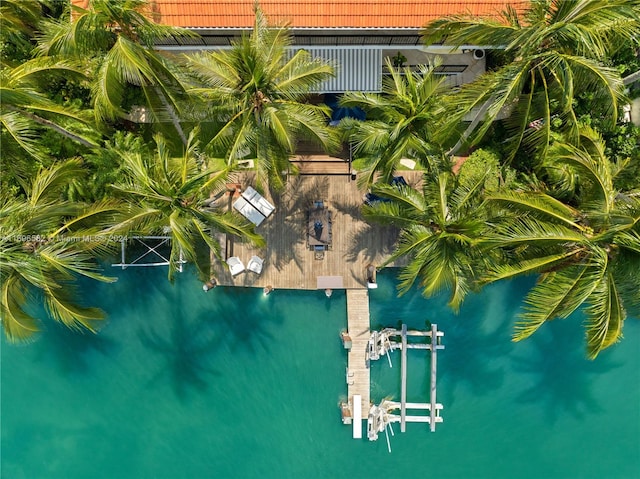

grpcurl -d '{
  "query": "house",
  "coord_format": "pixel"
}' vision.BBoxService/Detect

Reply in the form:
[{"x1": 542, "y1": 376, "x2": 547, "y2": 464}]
[{"x1": 74, "y1": 0, "x2": 529, "y2": 93}]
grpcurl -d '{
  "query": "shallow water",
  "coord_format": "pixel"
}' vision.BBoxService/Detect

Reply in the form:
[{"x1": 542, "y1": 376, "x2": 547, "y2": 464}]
[{"x1": 2, "y1": 268, "x2": 639, "y2": 479}]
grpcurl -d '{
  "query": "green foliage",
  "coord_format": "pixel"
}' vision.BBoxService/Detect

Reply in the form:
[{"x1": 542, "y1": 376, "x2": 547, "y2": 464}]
[
  {"x1": 391, "y1": 51, "x2": 407, "y2": 68},
  {"x1": 458, "y1": 148, "x2": 511, "y2": 191},
  {"x1": 77, "y1": 131, "x2": 150, "y2": 201},
  {"x1": 0, "y1": 159, "x2": 121, "y2": 342},
  {"x1": 37, "y1": 0, "x2": 196, "y2": 140},
  {"x1": 423, "y1": 0, "x2": 640, "y2": 160},
  {"x1": 365, "y1": 171, "x2": 492, "y2": 311},
  {"x1": 340, "y1": 58, "x2": 449, "y2": 187},
  {"x1": 106, "y1": 132, "x2": 265, "y2": 280},
  {"x1": 484, "y1": 127, "x2": 640, "y2": 358},
  {"x1": 0, "y1": 0, "x2": 42, "y2": 64},
  {"x1": 576, "y1": 115, "x2": 640, "y2": 192},
  {"x1": 609, "y1": 35, "x2": 640, "y2": 80},
  {"x1": 184, "y1": 7, "x2": 337, "y2": 191}
]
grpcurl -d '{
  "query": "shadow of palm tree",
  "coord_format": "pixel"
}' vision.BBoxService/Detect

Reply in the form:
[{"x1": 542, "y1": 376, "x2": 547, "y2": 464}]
[
  {"x1": 139, "y1": 310, "x2": 220, "y2": 402},
  {"x1": 370, "y1": 271, "x2": 517, "y2": 406},
  {"x1": 510, "y1": 317, "x2": 620, "y2": 422},
  {"x1": 329, "y1": 195, "x2": 400, "y2": 263},
  {"x1": 36, "y1": 321, "x2": 118, "y2": 376},
  {"x1": 205, "y1": 286, "x2": 284, "y2": 353},
  {"x1": 437, "y1": 314, "x2": 511, "y2": 405},
  {"x1": 250, "y1": 175, "x2": 306, "y2": 271},
  {"x1": 346, "y1": 222, "x2": 400, "y2": 263}
]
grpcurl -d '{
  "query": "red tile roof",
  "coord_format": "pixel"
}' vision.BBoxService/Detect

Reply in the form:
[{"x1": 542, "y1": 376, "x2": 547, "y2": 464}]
[{"x1": 74, "y1": 1, "x2": 529, "y2": 29}]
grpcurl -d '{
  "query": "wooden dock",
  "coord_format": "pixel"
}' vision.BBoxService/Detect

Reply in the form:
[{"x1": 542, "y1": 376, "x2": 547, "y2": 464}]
[
  {"x1": 291, "y1": 155, "x2": 352, "y2": 175},
  {"x1": 346, "y1": 290, "x2": 371, "y2": 418},
  {"x1": 207, "y1": 172, "x2": 422, "y2": 291}
]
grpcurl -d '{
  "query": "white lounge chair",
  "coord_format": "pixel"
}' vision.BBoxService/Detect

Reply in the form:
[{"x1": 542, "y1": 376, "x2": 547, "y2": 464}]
[
  {"x1": 242, "y1": 186, "x2": 275, "y2": 218},
  {"x1": 226, "y1": 257, "x2": 245, "y2": 276},
  {"x1": 233, "y1": 196, "x2": 266, "y2": 226},
  {"x1": 247, "y1": 255, "x2": 264, "y2": 275}
]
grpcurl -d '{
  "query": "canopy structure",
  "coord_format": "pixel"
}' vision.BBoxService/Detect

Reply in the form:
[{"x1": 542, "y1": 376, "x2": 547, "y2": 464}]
[{"x1": 291, "y1": 47, "x2": 382, "y2": 93}]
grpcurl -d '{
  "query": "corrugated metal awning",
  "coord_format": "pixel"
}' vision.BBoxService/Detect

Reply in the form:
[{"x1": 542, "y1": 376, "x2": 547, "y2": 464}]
[{"x1": 293, "y1": 47, "x2": 382, "y2": 93}]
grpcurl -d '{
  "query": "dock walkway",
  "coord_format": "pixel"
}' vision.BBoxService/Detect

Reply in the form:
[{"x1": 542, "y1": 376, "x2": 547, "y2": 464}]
[{"x1": 346, "y1": 290, "x2": 371, "y2": 415}]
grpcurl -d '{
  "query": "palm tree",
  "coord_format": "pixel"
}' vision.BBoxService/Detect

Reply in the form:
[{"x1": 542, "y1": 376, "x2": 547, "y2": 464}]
[
  {"x1": 422, "y1": 0, "x2": 640, "y2": 159},
  {"x1": 1, "y1": 57, "x2": 98, "y2": 180},
  {"x1": 184, "y1": 7, "x2": 338, "y2": 191},
  {"x1": 0, "y1": 0, "x2": 42, "y2": 61},
  {"x1": 483, "y1": 127, "x2": 640, "y2": 358},
  {"x1": 340, "y1": 58, "x2": 449, "y2": 188},
  {"x1": 0, "y1": 159, "x2": 121, "y2": 342},
  {"x1": 106, "y1": 131, "x2": 265, "y2": 280},
  {"x1": 36, "y1": 0, "x2": 195, "y2": 143},
  {"x1": 363, "y1": 168, "x2": 493, "y2": 311}
]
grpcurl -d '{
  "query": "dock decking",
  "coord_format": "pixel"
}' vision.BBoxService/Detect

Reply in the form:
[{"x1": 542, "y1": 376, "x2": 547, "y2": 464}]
[
  {"x1": 346, "y1": 289, "x2": 371, "y2": 416},
  {"x1": 209, "y1": 172, "x2": 421, "y2": 290}
]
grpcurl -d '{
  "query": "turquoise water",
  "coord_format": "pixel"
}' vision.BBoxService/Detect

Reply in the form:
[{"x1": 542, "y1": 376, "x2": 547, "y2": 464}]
[{"x1": 2, "y1": 268, "x2": 639, "y2": 479}]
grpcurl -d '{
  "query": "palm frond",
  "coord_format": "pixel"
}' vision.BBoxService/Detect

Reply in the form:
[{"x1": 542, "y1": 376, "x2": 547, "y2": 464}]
[
  {"x1": 42, "y1": 280, "x2": 105, "y2": 332},
  {"x1": 0, "y1": 275, "x2": 40, "y2": 342},
  {"x1": 486, "y1": 191, "x2": 581, "y2": 230},
  {"x1": 584, "y1": 272, "x2": 625, "y2": 359},
  {"x1": 513, "y1": 264, "x2": 602, "y2": 341},
  {"x1": 484, "y1": 248, "x2": 581, "y2": 282}
]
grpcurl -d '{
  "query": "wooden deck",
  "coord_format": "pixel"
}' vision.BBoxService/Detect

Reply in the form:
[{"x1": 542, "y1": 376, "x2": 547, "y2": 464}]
[
  {"x1": 209, "y1": 171, "x2": 422, "y2": 290},
  {"x1": 346, "y1": 289, "x2": 371, "y2": 414},
  {"x1": 291, "y1": 155, "x2": 352, "y2": 175}
]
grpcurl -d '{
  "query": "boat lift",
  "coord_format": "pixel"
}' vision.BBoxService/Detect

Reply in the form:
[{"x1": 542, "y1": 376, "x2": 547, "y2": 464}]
[
  {"x1": 112, "y1": 236, "x2": 186, "y2": 271},
  {"x1": 366, "y1": 323, "x2": 445, "y2": 448}
]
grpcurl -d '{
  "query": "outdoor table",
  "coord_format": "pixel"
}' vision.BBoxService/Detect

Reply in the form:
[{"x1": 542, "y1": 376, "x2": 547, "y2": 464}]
[{"x1": 308, "y1": 207, "x2": 332, "y2": 250}]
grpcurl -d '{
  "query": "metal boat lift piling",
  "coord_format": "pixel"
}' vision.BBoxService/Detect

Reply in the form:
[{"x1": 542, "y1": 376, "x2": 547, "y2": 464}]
[{"x1": 365, "y1": 323, "x2": 445, "y2": 440}]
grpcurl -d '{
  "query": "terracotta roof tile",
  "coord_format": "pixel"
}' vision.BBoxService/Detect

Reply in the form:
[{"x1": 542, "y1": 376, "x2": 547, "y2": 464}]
[{"x1": 75, "y1": 1, "x2": 529, "y2": 29}]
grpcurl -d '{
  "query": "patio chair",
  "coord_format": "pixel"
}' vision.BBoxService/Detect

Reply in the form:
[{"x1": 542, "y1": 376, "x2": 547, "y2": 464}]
[
  {"x1": 247, "y1": 255, "x2": 264, "y2": 275},
  {"x1": 226, "y1": 256, "x2": 245, "y2": 276}
]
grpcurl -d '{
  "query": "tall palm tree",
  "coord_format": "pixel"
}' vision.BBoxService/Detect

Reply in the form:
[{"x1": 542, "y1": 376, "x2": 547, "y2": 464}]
[
  {"x1": 106, "y1": 132, "x2": 265, "y2": 280},
  {"x1": 422, "y1": 0, "x2": 640, "y2": 159},
  {"x1": 36, "y1": 0, "x2": 195, "y2": 143},
  {"x1": 0, "y1": 159, "x2": 120, "y2": 342},
  {"x1": 363, "y1": 168, "x2": 492, "y2": 311},
  {"x1": 340, "y1": 58, "x2": 448, "y2": 188},
  {"x1": 1, "y1": 57, "x2": 97, "y2": 168},
  {"x1": 184, "y1": 7, "x2": 338, "y2": 191},
  {"x1": 483, "y1": 127, "x2": 640, "y2": 358},
  {"x1": 0, "y1": 0, "x2": 42, "y2": 61}
]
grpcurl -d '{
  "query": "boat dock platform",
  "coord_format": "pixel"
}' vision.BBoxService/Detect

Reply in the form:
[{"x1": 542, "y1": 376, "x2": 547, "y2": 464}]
[
  {"x1": 340, "y1": 292, "x2": 445, "y2": 443},
  {"x1": 342, "y1": 290, "x2": 371, "y2": 438}
]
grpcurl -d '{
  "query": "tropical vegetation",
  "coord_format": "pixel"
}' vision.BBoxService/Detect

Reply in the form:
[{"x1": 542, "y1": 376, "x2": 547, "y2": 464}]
[
  {"x1": 183, "y1": 8, "x2": 338, "y2": 191},
  {"x1": 0, "y1": 159, "x2": 120, "y2": 341},
  {"x1": 421, "y1": 0, "x2": 640, "y2": 161},
  {"x1": 340, "y1": 58, "x2": 447, "y2": 187},
  {"x1": 0, "y1": 0, "x2": 638, "y2": 359},
  {"x1": 106, "y1": 131, "x2": 264, "y2": 280}
]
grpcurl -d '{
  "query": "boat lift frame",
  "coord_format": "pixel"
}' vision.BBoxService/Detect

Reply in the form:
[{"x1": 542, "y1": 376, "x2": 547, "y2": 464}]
[
  {"x1": 112, "y1": 236, "x2": 185, "y2": 271},
  {"x1": 366, "y1": 323, "x2": 445, "y2": 443}
]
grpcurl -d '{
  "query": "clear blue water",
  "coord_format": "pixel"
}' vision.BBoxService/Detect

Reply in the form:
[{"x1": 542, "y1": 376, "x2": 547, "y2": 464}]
[{"x1": 2, "y1": 268, "x2": 639, "y2": 479}]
